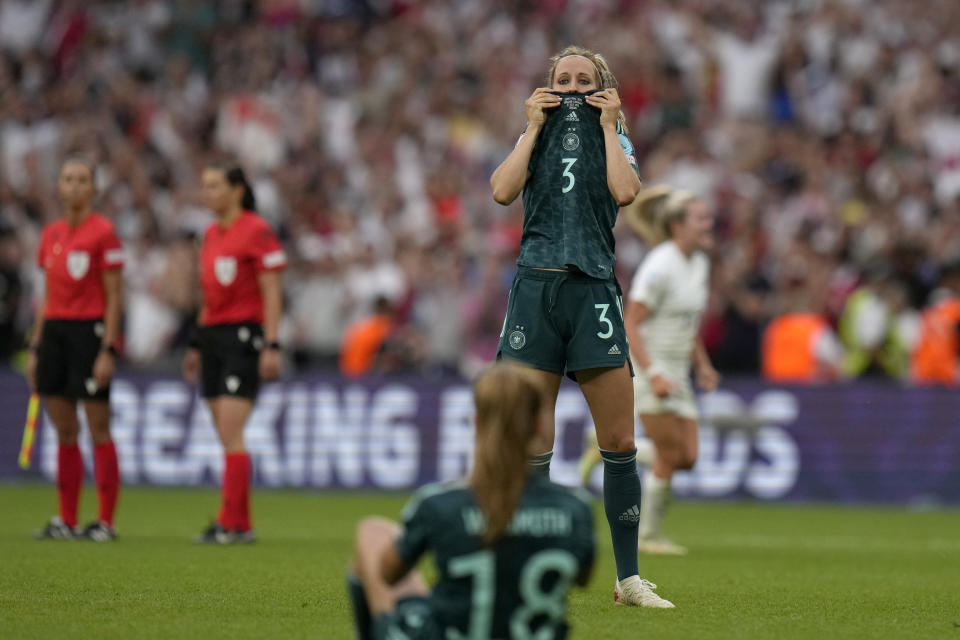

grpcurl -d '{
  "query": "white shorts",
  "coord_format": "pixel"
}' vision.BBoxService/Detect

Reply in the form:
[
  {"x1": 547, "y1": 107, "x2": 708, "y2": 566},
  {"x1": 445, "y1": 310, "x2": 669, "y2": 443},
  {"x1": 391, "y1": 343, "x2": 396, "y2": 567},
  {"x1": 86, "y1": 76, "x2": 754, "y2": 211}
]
[{"x1": 633, "y1": 357, "x2": 699, "y2": 420}]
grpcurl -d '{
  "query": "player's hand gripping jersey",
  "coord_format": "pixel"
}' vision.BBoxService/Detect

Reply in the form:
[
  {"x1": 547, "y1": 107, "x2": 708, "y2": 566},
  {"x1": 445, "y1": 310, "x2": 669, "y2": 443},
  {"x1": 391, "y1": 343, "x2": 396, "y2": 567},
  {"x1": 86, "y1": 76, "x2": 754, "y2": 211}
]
[
  {"x1": 396, "y1": 478, "x2": 595, "y2": 640},
  {"x1": 518, "y1": 91, "x2": 639, "y2": 279}
]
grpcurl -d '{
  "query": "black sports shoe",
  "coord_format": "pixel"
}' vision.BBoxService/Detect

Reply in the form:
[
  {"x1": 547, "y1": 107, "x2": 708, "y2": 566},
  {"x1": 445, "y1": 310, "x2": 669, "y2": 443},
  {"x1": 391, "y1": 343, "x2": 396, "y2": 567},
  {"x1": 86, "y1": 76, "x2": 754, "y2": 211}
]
[
  {"x1": 34, "y1": 516, "x2": 79, "y2": 540},
  {"x1": 193, "y1": 522, "x2": 234, "y2": 545},
  {"x1": 232, "y1": 529, "x2": 257, "y2": 544},
  {"x1": 82, "y1": 521, "x2": 117, "y2": 542}
]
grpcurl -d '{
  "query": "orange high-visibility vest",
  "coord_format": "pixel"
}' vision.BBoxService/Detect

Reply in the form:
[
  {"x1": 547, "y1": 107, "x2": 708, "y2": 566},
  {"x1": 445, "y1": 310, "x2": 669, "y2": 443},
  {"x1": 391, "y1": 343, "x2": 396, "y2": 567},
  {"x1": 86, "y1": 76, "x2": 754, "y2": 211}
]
[
  {"x1": 762, "y1": 313, "x2": 829, "y2": 382},
  {"x1": 339, "y1": 314, "x2": 392, "y2": 379},
  {"x1": 911, "y1": 298, "x2": 960, "y2": 385}
]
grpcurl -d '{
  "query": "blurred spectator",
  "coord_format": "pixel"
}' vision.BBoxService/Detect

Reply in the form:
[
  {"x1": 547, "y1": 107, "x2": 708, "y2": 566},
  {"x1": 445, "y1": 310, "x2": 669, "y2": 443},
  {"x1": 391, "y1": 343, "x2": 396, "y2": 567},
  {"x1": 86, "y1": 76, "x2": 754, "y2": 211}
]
[
  {"x1": 762, "y1": 280, "x2": 843, "y2": 384},
  {"x1": 910, "y1": 263, "x2": 960, "y2": 386},
  {"x1": 837, "y1": 264, "x2": 916, "y2": 379},
  {"x1": 288, "y1": 234, "x2": 348, "y2": 370},
  {"x1": 339, "y1": 296, "x2": 394, "y2": 379}
]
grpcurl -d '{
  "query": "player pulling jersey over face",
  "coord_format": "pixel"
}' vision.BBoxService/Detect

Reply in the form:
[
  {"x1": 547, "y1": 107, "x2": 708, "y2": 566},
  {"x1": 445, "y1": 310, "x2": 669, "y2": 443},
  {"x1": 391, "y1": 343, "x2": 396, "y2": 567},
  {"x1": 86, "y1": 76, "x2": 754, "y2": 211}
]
[
  {"x1": 519, "y1": 91, "x2": 639, "y2": 279},
  {"x1": 488, "y1": 47, "x2": 674, "y2": 609}
]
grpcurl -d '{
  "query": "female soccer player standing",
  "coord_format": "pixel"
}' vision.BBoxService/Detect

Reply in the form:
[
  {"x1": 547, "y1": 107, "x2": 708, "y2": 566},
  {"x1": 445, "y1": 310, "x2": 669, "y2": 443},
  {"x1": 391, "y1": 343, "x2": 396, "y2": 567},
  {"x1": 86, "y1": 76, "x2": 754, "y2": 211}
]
[
  {"x1": 183, "y1": 164, "x2": 285, "y2": 544},
  {"x1": 488, "y1": 46, "x2": 673, "y2": 608},
  {"x1": 26, "y1": 157, "x2": 124, "y2": 541},
  {"x1": 623, "y1": 186, "x2": 718, "y2": 554},
  {"x1": 349, "y1": 362, "x2": 596, "y2": 640}
]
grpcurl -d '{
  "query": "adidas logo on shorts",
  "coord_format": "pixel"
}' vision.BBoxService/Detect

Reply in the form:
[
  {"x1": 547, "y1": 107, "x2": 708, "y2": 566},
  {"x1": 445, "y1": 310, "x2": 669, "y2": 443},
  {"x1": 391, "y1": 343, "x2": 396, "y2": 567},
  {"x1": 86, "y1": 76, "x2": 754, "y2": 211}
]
[
  {"x1": 607, "y1": 344, "x2": 621, "y2": 355},
  {"x1": 618, "y1": 505, "x2": 641, "y2": 522}
]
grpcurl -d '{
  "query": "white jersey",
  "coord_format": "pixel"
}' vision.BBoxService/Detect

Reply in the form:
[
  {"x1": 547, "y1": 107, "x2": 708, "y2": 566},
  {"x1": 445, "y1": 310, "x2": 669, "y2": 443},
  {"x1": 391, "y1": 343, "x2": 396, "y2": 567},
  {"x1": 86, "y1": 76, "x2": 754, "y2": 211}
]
[{"x1": 628, "y1": 241, "x2": 709, "y2": 363}]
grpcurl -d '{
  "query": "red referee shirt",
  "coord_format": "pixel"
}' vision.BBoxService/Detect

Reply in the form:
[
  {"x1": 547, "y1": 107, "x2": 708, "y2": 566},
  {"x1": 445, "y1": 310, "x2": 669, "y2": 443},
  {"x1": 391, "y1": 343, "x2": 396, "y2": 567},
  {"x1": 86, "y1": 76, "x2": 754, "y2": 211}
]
[
  {"x1": 200, "y1": 211, "x2": 286, "y2": 326},
  {"x1": 37, "y1": 213, "x2": 124, "y2": 320}
]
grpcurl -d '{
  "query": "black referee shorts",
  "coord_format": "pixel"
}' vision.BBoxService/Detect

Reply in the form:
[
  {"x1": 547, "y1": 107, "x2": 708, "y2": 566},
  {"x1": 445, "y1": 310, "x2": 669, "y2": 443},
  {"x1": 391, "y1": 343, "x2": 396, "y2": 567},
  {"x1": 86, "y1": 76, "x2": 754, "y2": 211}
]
[
  {"x1": 36, "y1": 319, "x2": 110, "y2": 401},
  {"x1": 198, "y1": 323, "x2": 263, "y2": 400}
]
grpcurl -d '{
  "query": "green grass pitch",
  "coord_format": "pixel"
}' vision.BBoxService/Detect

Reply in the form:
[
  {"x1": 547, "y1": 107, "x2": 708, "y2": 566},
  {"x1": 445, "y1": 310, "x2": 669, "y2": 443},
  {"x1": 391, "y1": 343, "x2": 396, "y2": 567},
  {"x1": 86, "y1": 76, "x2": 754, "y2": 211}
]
[{"x1": 0, "y1": 484, "x2": 958, "y2": 639}]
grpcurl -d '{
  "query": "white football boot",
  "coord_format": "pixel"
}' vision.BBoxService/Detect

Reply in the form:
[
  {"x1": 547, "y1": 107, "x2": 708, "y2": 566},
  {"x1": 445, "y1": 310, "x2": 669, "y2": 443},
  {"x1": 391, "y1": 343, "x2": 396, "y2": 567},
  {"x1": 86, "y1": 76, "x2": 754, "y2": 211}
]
[{"x1": 614, "y1": 576, "x2": 676, "y2": 608}]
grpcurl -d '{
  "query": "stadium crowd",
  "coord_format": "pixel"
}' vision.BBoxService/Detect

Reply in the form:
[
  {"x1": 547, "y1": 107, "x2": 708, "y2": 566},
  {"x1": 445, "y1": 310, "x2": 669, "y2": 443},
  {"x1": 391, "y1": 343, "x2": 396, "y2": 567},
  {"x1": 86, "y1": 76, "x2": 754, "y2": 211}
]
[{"x1": 2, "y1": 0, "x2": 960, "y2": 382}]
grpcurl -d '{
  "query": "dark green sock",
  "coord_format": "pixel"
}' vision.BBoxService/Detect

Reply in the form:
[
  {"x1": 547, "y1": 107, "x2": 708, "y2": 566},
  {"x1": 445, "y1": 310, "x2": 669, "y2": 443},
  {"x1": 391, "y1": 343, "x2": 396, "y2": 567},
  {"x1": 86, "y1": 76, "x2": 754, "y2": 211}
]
[
  {"x1": 601, "y1": 449, "x2": 640, "y2": 581},
  {"x1": 346, "y1": 572, "x2": 372, "y2": 640},
  {"x1": 528, "y1": 451, "x2": 553, "y2": 480}
]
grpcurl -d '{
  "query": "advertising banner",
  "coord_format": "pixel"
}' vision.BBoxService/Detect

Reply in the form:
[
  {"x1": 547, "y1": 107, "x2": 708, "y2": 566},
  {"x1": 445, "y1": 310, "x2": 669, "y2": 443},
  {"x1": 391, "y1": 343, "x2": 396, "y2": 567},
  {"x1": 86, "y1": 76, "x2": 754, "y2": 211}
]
[{"x1": 1, "y1": 372, "x2": 957, "y2": 504}]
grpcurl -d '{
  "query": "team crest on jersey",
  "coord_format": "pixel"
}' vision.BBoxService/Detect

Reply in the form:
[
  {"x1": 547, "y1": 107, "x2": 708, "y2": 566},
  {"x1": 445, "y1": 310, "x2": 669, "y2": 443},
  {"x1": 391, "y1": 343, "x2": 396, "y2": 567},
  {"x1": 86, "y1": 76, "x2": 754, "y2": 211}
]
[
  {"x1": 66, "y1": 251, "x2": 90, "y2": 280},
  {"x1": 509, "y1": 329, "x2": 526, "y2": 350},
  {"x1": 214, "y1": 256, "x2": 237, "y2": 286},
  {"x1": 562, "y1": 133, "x2": 580, "y2": 151}
]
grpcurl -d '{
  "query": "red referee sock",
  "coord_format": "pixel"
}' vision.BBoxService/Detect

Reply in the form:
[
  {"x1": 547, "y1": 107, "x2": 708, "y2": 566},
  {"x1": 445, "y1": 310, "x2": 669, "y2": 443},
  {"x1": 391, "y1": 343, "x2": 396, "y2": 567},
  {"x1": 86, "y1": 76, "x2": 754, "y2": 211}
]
[
  {"x1": 57, "y1": 444, "x2": 83, "y2": 528},
  {"x1": 94, "y1": 441, "x2": 119, "y2": 527},
  {"x1": 218, "y1": 452, "x2": 251, "y2": 531}
]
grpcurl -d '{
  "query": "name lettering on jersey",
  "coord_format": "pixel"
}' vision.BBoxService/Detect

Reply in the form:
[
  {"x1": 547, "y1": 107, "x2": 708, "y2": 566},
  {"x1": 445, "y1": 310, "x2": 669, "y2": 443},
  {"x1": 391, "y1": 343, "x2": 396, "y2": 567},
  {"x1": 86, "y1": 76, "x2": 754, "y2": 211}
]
[
  {"x1": 562, "y1": 95, "x2": 584, "y2": 110},
  {"x1": 462, "y1": 507, "x2": 573, "y2": 537},
  {"x1": 66, "y1": 251, "x2": 90, "y2": 280},
  {"x1": 262, "y1": 250, "x2": 287, "y2": 269},
  {"x1": 214, "y1": 256, "x2": 238, "y2": 286}
]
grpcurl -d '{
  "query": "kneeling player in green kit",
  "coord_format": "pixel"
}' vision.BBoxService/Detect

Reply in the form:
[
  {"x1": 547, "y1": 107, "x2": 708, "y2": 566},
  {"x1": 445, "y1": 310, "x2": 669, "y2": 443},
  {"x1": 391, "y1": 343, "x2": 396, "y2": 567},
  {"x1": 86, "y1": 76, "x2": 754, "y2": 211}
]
[{"x1": 347, "y1": 363, "x2": 595, "y2": 640}]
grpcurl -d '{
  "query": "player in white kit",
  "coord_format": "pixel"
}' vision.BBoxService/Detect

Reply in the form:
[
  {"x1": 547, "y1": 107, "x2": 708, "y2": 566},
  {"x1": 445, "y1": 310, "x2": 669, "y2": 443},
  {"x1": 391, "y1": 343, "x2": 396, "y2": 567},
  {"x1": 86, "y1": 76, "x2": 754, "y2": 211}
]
[{"x1": 580, "y1": 185, "x2": 718, "y2": 554}]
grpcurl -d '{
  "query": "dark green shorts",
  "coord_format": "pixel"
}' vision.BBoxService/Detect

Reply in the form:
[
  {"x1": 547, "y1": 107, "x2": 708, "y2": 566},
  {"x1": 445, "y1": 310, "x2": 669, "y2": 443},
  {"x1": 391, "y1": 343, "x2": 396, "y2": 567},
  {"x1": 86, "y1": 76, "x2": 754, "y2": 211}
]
[
  {"x1": 373, "y1": 596, "x2": 439, "y2": 640},
  {"x1": 497, "y1": 267, "x2": 632, "y2": 378}
]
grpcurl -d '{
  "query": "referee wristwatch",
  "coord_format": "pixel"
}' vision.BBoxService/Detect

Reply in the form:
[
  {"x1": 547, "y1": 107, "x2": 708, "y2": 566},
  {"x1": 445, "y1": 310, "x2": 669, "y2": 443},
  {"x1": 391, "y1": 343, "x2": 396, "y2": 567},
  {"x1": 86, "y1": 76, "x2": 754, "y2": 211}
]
[
  {"x1": 100, "y1": 343, "x2": 118, "y2": 357},
  {"x1": 266, "y1": 341, "x2": 282, "y2": 351}
]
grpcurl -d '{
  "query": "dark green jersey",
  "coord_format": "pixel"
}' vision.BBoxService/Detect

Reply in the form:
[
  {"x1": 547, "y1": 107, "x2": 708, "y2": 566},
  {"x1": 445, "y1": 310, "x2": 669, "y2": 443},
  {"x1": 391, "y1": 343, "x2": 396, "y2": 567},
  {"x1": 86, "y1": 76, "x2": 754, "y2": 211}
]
[
  {"x1": 395, "y1": 477, "x2": 595, "y2": 640},
  {"x1": 518, "y1": 92, "x2": 640, "y2": 280}
]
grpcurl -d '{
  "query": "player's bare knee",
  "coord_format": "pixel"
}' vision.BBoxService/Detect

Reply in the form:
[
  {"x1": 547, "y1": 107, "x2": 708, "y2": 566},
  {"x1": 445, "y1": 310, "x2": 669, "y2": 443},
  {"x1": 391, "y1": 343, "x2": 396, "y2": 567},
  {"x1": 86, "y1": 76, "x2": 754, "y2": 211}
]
[
  {"x1": 54, "y1": 428, "x2": 79, "y2": 446},
  {"x1": 356, "y1": 517, "x2": 398, "y2": 551},
  {"x1": 675, "y1": 452, "x2": 697, "y2": 471},
  {"x1": 602, "y1": 432, "x2": 638, "y2": 453},
  {"x1": 87, "y1": 419, "x2": 112, "y2": 444},
  {"x1": 51, "y1": 418, "x2": 80, "y2": 444}
]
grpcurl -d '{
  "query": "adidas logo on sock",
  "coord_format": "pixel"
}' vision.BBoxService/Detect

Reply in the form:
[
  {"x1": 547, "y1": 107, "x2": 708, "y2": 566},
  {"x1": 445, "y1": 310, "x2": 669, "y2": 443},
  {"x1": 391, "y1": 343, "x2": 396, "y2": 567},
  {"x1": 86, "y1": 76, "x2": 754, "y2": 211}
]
[
  {"x1": 618, "y1": 505, "x2": 641, "y2": 522},
  {"x1": 608, "y1": 344, "x2": 621, "y2": 355},
  {"x1": 565, "y1": 111, "x2": 579, "y2": 121}
]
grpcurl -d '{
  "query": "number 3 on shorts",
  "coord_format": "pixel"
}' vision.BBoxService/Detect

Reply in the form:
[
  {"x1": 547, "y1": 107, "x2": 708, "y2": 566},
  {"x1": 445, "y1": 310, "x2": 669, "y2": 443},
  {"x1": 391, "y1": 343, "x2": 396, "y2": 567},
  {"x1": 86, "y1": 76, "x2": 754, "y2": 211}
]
[{"x1": 595, "y1": 303, "x2": 613, "y2": 339}]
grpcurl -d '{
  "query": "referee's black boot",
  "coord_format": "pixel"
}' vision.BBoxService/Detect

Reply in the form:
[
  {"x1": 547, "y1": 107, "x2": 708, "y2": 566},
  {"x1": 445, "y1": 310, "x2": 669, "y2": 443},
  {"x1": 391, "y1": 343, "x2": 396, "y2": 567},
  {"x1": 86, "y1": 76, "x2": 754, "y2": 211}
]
[
  {"x1": 34, "y1": 516, "x2": 80, "y2": 540},
  {"x1": 82, "y1": 521, "x2": 117, "y2": 542},
  {"x1": 193, "y1": 521, "x2": 234, "y2": 545}
]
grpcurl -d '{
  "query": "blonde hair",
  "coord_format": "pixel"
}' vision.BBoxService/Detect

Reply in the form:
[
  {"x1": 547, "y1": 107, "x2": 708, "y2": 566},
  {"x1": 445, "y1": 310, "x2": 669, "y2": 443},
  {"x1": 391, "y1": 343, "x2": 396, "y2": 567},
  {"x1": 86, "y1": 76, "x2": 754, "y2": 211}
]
[
  {"x1": 547, "y1": 45, "x2": 628, "y2": 133},
  {"x1": 626, "y1": 186, "x2": 696, "y2": 245},
  {"x1": 470, "y1": 362, "x2": 546, "y2": 545}
]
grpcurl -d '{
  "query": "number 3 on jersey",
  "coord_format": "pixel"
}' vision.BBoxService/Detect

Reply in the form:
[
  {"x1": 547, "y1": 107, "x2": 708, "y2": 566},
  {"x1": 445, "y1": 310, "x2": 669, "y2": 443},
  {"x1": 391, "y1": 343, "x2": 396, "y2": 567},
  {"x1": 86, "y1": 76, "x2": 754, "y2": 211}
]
[{"x1": 561, "y1": 158, "x2": 577, "y2": 194}]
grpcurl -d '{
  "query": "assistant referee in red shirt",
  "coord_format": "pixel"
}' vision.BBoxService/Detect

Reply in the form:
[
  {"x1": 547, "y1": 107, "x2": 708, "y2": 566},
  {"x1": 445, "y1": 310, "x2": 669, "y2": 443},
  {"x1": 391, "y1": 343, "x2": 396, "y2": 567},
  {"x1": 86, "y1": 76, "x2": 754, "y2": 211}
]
[
  {"x1": 25, "y1": 157, "x2": 123, "y2": 541},
  {"x1": 183, "y1": 163, "x2": 285, "y2": 544}
]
